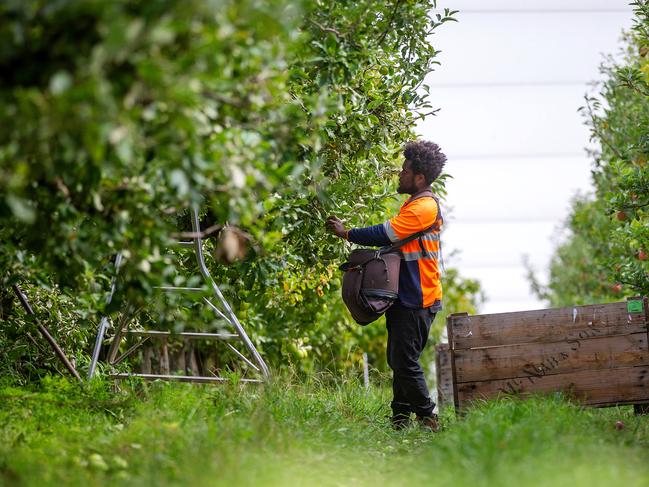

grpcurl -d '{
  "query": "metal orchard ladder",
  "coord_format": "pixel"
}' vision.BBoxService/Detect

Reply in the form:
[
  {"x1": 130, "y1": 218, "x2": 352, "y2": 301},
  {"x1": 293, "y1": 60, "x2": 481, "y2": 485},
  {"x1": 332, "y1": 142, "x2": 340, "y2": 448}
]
[{"x1": 88, "y1": 206, "x2": 270, "y2": 383}]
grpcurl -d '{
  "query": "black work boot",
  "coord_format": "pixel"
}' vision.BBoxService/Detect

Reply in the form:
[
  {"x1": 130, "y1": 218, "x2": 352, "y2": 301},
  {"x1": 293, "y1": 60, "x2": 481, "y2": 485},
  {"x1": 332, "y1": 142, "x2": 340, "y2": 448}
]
[
  {"x1": 391, "y1": 412, "x2": 411, "y2": 430},
  {"x1": 416, "y1": 413, "x2": 440, "y2": 432}
]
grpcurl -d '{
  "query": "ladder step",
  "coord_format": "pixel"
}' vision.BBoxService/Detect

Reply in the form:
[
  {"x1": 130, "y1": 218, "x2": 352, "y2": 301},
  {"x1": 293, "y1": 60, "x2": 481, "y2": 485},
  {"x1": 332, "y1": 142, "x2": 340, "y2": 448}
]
[
  {"x1": 154, "y1": 286, "x2": 206, "y2": 292},
  {"x1": 174, "y1": 241, "x2": 196, "y2": 248},
  {"x1": 124, "y1": 330, "x2": 240, "y2": 340},
  {"x1": 109, "y1": 373, "x2": 263, "y2": 384}
]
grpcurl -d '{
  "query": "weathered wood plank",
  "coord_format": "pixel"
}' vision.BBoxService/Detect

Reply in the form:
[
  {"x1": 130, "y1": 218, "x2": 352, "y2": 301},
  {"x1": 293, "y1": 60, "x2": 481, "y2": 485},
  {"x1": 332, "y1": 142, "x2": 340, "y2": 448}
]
[
  {"x1": 160, "y1": 338, "x2": 170, "y2": 374},
  {"x1": 451, "y1": 301, "x2": 647, "y2": 349},
  {"x1": 141, "y1": 346, "x2": 153, "y2": 374},
  {"x1": 457, "y1": 365, "x2": 649, "y2": 407},
  {"x1": 454, "y1": 333, "x2": 649, "y2": 383},
  {"x1": 446, "y1": 313, "x2": 463, "y2": 408},
  {"x1": 436, "y1": 343, "x2": 454, "y2": 409}
]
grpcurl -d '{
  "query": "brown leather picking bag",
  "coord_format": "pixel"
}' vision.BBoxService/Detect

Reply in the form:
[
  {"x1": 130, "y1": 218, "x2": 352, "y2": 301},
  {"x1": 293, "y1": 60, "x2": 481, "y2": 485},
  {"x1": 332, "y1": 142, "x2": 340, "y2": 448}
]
[
  {"x1": 339, "y1": 195, "x2": 441, "y2": 326},
  {"x1": 340, "y1": 249, "x2": 402, "y2": 325}
]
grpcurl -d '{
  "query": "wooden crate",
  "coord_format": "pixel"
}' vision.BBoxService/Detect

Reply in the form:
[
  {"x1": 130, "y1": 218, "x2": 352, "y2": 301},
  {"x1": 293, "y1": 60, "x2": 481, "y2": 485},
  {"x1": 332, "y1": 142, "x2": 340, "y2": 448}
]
[{"x1": 442, "y1": 297, "x2": 649, "y2": 410}]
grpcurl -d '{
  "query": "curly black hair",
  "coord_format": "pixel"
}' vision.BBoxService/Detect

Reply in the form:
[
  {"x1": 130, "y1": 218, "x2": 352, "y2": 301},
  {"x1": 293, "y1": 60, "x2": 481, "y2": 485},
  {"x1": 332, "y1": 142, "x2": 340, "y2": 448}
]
[{"x1": 404, "y1": 141, "x2": 446, "y2": 184}]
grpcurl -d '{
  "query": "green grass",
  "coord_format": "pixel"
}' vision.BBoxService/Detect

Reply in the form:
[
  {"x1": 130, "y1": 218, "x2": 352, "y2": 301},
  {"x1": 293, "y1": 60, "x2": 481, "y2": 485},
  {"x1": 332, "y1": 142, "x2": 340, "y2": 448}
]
[{"x1": 1, "y1": 374, "x2": 649, "y2": 487}]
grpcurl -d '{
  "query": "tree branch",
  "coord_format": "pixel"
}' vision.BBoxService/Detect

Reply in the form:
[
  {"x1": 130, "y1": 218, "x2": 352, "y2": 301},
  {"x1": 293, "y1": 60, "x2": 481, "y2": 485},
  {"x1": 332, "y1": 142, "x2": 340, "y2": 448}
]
[
  {"x1": 620, "y1": 79, "x2": 649, "y2": 97},
  {"x1": 171, "y1": 224, "x2": 223, "y2": 240},
  {"x1": 584, "y1": 96, "x2": 626, "y2": 161},
  {"x1": 621, "y1": 200, "x2": 649, "y2": 210},
  {"x1": 376, "y1": 0, "x2": 404, "y2": 46},
  {"x1": 309, "y1": 19, "x2": 344, "y2": 38}
]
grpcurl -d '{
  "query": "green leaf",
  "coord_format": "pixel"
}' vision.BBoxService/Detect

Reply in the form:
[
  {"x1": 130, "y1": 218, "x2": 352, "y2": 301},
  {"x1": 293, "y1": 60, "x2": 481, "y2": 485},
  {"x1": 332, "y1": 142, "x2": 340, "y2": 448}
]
[{"x1": 6, "y1": 195, "x2": 35, "y2": 223}]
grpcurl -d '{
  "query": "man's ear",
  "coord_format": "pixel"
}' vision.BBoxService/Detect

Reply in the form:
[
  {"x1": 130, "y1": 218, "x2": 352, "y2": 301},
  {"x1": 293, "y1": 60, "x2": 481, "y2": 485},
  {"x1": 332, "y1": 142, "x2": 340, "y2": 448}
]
[{"x1": 415, "y1": 173, "x2": 426, "y2": 188}]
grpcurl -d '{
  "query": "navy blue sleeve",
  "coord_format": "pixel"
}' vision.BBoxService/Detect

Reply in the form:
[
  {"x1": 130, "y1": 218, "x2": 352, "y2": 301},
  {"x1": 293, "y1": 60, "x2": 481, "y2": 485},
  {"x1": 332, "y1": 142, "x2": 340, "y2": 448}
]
[{"x1": 348, "y1": 224, "x2": 391, "y2": 247}]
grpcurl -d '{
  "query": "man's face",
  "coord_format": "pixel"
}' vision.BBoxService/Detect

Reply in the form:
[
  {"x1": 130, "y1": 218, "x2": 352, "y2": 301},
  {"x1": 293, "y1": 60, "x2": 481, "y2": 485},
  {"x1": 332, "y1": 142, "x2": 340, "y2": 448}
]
[{"x1": 397, "y1": 160, "x2": 418, "y2": 194}]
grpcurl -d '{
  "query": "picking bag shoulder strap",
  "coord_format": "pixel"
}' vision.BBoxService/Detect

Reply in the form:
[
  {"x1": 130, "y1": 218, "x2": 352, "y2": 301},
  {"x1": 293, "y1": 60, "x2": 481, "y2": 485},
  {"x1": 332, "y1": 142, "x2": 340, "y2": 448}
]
[{"x1": 379, "y1": 191, "x2": 442, "y2": 255}]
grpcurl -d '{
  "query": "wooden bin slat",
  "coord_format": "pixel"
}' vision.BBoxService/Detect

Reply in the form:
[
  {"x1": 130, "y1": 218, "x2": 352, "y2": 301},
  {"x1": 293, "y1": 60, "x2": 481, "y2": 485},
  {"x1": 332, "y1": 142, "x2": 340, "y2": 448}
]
[
  {"x1": 451, "y1": 301, "x2": 646, "y2": 350},
  {"x1": 435, "y1": 344, "x2": 454, "y2": 409},
  {"x1": 457, "y1": 364, "x2": 649, "y2": 407},
  {"x1": 454, "y1": 332, "x2": 649, "y2": 383}
]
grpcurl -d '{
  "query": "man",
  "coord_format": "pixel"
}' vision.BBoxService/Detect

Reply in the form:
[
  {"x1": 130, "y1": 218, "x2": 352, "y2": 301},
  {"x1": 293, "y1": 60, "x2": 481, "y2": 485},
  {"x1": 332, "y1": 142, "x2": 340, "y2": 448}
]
[{"x1": 325, "y1": 140, "x2": 446, "y2": 431}]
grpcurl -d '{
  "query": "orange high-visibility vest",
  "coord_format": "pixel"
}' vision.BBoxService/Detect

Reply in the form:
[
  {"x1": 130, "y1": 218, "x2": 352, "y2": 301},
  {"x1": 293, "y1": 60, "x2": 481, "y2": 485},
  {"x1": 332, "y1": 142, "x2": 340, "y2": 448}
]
[{"x1": 383, "y1": 194, "x2": 443, "y2": 308}]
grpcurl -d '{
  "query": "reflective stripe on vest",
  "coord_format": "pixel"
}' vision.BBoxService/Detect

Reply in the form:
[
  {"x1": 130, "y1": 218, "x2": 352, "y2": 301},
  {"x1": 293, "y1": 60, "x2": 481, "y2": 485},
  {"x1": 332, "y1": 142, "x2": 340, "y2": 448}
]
[
  {"x1": 383, "y1": 220, "x2": 440, "y2": 243},
  {"x1": 402, "y1": 250, "x2": 440, "y2": 262},
  {"x1": 383, "y1": 220, "x2": 399, "y2": 243}
]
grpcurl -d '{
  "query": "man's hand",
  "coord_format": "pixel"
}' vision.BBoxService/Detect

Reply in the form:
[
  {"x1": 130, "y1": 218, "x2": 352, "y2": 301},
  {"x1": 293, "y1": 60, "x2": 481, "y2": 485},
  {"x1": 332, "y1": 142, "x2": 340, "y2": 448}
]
[{"x1": 325, "y1": 215, "x2": 348, "y2": 239}]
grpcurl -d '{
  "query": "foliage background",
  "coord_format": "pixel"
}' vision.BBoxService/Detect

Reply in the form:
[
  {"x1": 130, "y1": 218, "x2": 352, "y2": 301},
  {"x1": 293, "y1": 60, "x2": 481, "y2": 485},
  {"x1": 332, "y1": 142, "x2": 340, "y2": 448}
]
[
  {"x1": 0, "y1": 0, "x2": 482, "y2": 382},
  {"x1": 529, "y1": 1, "x2": 649, "y2": 307}
]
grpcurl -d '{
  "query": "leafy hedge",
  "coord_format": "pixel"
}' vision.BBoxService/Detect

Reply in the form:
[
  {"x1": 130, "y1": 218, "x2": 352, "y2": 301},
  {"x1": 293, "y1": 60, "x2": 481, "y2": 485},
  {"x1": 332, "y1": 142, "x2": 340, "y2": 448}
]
[
  {"x1": 0, "y1": 0, "x2": 481, "y2": 380},
  {"x1": 531, "y1": 1, "x2": 649, "y2": 306}
]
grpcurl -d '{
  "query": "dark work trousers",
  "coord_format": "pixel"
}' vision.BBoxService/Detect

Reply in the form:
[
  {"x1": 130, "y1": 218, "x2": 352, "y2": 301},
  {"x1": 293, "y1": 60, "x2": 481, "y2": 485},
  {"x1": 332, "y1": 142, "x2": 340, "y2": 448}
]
[{"x1": 386, "y1": 301, "x2": 436, "y2": 418}]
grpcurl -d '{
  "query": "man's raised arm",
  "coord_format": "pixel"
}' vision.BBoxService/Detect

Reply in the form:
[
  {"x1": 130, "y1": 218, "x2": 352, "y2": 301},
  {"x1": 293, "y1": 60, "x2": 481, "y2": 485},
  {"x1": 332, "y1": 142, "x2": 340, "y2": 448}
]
[{"x1": 325, "y1": 216, "x2": 391, "y2": 247}]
